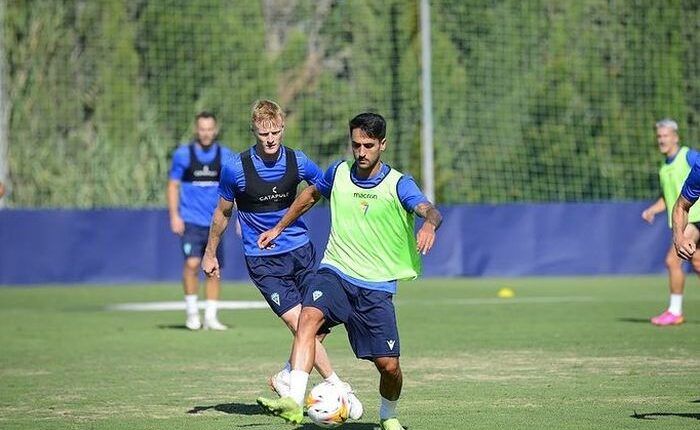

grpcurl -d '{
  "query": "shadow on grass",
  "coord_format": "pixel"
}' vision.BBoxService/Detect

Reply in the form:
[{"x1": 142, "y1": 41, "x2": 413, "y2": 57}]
[
  {"x1": 631, "y1": 411, "x2": 700, "y2": 420},
  {"x1": 157, "y1": 324, "x2": 190, "y2": 330},
  {"x1": 187, "y1": 403, "x2": 386, "y2": 429},
  {"x1": 617, "y1": 317, "x2": 697, "y2": 324},
  {"x1": 188, "y1": 402, "x2": 265, "y2": 415}
]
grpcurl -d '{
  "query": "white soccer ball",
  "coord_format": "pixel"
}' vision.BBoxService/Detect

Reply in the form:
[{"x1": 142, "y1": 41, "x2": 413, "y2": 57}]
[{"x1": 305, "y1": 381, "x2": 349, "y2": 428}]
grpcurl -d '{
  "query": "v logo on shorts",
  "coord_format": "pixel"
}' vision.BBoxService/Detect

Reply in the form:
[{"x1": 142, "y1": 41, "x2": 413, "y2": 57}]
[
  {"x1": 271, "y1": 293, "x2": 280, "y2": 307},
  {"x1": 312, "y1": 291, "x2": 323, "y2": 301},
  {"x1": 387, "y1": 340, "x2": 395, "y2": 350}
]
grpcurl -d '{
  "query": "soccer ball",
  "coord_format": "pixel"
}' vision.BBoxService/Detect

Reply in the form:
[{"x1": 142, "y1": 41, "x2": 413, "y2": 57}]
[{"x1": 305, "y1": 381, "x2": 349, "y2": 428}]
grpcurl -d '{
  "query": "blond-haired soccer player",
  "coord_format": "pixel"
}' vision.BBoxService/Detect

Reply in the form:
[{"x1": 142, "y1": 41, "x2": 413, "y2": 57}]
[
  {"x1": 256, "y1": 112, "x2": 442, "y2": 430},
  {"x1": 202, "y1": 100, "x2": 362, "y2": 418}
]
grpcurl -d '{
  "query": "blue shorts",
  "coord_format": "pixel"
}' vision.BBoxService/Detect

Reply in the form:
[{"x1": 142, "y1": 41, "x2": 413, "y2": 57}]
[
  {"x1": 181, "y1": 223, "x2": 224, "y2": 268},
  {"x1": 245, "y1": 242, "x2": 317, "y2": 317},
  {"x1": 303, "y1": 268, "x2": 400, "y2": 360}
]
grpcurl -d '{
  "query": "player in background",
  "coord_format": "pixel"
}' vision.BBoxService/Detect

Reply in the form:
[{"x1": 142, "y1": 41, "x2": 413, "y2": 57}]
[
  {"x1": 642, "y1": 119, "x2": 700, "y2": 326},
  {"x1": 256, "y1": 112, "x2": 442, "y2": 430},
  {"x1": 201, "y1": 100, "x2": 363, "y2": 419},
  {"x1": 168, "y1": 111, "x2": 234, "y2": 331}
]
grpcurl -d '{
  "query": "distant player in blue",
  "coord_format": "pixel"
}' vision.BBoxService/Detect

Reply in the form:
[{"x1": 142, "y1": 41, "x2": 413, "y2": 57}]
[
  {"x1": 256, "y1": 112, "x2": 442, "y2": 430},
  {"x1": 168, "y1": 111, "x2": 234, "y2": 331},
  {"x1": 201, "y1": 100, "x2": 363, "y2": 418}
]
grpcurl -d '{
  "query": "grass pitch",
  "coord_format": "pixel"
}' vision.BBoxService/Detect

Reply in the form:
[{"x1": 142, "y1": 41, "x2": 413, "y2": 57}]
[{"x1": 0, "y1": 276, "x2": 698, "y2": 429}]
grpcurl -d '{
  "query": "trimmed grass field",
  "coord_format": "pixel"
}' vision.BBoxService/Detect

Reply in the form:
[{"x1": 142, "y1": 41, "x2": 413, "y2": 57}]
[{"x1": 0, "y1": 276, "x2": 698, "y2": 429}]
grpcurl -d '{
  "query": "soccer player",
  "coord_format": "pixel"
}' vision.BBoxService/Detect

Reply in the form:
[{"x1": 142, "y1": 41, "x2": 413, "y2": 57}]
[
  {"x1": 256, "y1": 112, "x2": 442, "y2": 430},
  {"x1": 642, "y1": 119, "x2": 700, "y2": 326},
  {"x1": 168, "y1": 111, "x2": 233, "y2": 331},
  {"x1": 201, "y1": 100, "x2": 362, "y2": 418}
]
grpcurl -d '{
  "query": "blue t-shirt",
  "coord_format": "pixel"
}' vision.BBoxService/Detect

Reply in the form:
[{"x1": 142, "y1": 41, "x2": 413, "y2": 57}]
[
  {"x1": 317, "y1": 160, "x2": 430, "y2": 293},
  {"x1": 219, "y1": 145, "x2": 323, "y2": 256},
  {"x1": 169, "y1": 142, "x2": 234, "y2": 227},
  {"x1": 681, "y1": 153, "x2": 700, "y2": 203}
]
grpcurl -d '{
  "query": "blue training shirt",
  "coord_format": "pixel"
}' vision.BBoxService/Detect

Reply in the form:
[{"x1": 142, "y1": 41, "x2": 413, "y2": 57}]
[
  {"x1": 316, "y1": 160, "x2": 430, "y2": 293},
  {"x1": 169, "y1": 142, "x2": 234, "y2": 227},
  {"x1": 681, "y1": 153, "x2": 700, "y2": 204},
  {"x1": 219, "y1": 145, "x2": 323, "y2": 256}
]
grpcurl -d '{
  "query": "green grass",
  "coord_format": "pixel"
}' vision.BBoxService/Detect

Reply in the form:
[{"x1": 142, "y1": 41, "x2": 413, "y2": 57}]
[{"x1": 0, "y1": 276, "x2": 698, "y2": 429}]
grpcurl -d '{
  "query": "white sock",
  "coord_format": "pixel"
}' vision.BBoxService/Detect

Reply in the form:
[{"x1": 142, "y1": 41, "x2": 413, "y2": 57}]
[
  {"x1": 204, "y1": 300, "x2": 218, "y2": 320},
  {"x1": 668, "y1": 294, "x2": 683, "y2": 316},
  {"x1": 185, "y1": 294, "x2": 199, "y2": 316},
  {"x1": 324, "y1": 372, "x2": 342, "y2": 385},
  {"x1": 379, "y1": 396, "x2": 398, "y2": 420},
  {"x1": 289, "y1": 370, "x2": 309, "y2": 406}
]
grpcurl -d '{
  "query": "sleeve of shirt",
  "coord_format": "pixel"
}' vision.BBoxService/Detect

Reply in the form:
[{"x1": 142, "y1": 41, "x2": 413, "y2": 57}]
[
  {"x1": 168, "y1": 146, "x2": 188, "y2": 180},
  {"x1": 295, "y1": 150, "x2": 324, "y2": 186},
  {"x1": 686, "y1": 148, "x2": 700, "y2": 166},
  {"x1": 397, "y1": 175, "x2": 430, "y2": 212},
  {"x1": 681, "y1": 158, "x2": 700, "y2": 204},
  {"x1": 218, "y1": 154, "x2": 240, "y2": 202},
  {"x1": 316, "y1": 160, "x2": 344, "y2": 199}
]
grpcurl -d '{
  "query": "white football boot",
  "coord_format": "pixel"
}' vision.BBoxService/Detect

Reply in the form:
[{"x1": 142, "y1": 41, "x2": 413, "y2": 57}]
[
  {"x1": 203, "y1": 317, "x2": 228, "y2": 331},
  {"x1": 267, "y1": 369, "x2": 291, "y2": 397},
  {"x1": 185, "y1": 313, "x2": 202, "y2": 330}
]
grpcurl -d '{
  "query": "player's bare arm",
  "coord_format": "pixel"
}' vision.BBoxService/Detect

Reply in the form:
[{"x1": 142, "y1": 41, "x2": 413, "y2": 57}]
[
  {"x1": 672, "y1": 195, "x2": 695, "y2": 260},
  {"x1": 641, "y1": 196, "x2": 665, "y2": 224},
  {"x1": 414, "y1": 202, "x2": 442, "y2": 255},
  {"x1": 202, "y1": 197, "x2": 234, "y2": 278},
  {"x1": 167, "y1": 179, "x2": 185, "y2": 235},
  {"x1": 258, "y1": 185, "x2": 322, "y2": 249}
]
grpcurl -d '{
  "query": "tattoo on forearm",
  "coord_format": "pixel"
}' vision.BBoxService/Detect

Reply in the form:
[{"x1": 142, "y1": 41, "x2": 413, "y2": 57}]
[{"x1": 415, "y1": 203, "x2": 442, "y2": 230}]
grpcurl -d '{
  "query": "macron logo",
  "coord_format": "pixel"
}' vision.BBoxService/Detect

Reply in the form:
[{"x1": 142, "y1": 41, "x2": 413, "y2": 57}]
[
  {"x1": 387, "y1": 340, "x2": 395, "y2": 350},
  {"x1": 312, "y1": 291, "x2": 323, "y2": 301},
  {"x1": 353, "y1": 192, "x2": 378, "y2": 199},
  {"x1": 271, "y1": 293, "x2": 280, "y2": 307}
]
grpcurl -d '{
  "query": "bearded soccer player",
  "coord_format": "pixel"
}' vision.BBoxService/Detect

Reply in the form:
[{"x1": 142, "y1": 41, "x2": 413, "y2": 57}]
[{"x1": 256, "y1": 112, "x2": 442, "y2": 430}]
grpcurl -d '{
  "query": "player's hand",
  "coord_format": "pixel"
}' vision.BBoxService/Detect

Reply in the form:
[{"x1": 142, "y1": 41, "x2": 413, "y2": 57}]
[
  {"x1": 416, "y1": 223, "x2": 436, "y2": 256},
  {"x1": 641, "y1": 209, "x2": 655, "y2": 224},
  {"x1": 170, "y1": 215, "x2": 185, "y2": 236},
  {"x1": 201, "y1": 254, "x2": 220, "y2": 279},
  {"x1": 673, "y1": 234, "x2": 696, "y2": 260},
  {"x1": 258, "y1": 227, "x2": 281, "y2": 250}
]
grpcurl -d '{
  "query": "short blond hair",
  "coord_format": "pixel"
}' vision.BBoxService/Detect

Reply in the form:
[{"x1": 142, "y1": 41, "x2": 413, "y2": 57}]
[{"x1": 251, "y1": 99, "x2": 285, "y2": 129}]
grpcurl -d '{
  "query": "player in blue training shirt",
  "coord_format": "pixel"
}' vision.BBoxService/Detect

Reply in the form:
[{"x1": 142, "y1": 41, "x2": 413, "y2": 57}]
[
  {"x1": 201, "y1": 100, "x2": 363, "y2": 419},
  {"x1": 256, "y1": 112, "x2": 442, "y2": 430},
  {"x1": 642, "y1": 119, "x2": 700, "y2": 326},
  {"x1": 168, "y1": 111, "x2": 234, "y2": 331}
]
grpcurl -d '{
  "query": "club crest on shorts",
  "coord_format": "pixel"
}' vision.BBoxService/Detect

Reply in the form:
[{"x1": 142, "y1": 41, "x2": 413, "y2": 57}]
[
  {"x1": 312, "y1": 290, "x2": 323, "y2": 301},
  {"x1": 183, "y1": 243, "x2": 192, "y2": 255},
  {"x1": 270, "y1": 292, "x2": 280, "y2": 307},
  {"x1": 387, "y1": 339, "x2": 396, "y2": 350}
]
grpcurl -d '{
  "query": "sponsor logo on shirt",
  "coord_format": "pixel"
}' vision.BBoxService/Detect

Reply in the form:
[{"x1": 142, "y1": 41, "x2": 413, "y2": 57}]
[
  {"x1": 193, "y1": 165, "x2": 218, "y2": 177},
  {"x1": 353, "y1": 192, "x2": 378, "y2": 199}
]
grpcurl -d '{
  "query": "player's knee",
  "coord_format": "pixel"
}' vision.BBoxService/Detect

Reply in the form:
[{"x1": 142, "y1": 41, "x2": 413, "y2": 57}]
[
  {"x1": 665, "y1": 254, "x2": 682, "y2": 269},
  {"x1": 298, "y1": 307, "x2": 324, "y2": 335},
  {"x1": 374, "y1": 357, "x2": 401, "y2": 377}
]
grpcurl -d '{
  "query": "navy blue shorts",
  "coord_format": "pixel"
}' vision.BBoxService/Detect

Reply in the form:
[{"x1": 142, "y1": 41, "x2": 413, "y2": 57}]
[
  {"x1": 181, "y1": 223, "x2": 224, "y2": 268},
  {"x1": 303, "y1": 268, "x2": 400, "y2": 360},
  {"x1": 246, "y1": 242, "x2": 317, "y2": 317}
]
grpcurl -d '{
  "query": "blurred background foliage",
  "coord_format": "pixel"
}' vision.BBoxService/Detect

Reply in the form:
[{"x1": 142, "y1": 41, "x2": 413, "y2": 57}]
[{"x1": 2, "y1": 0, "x2": 699, "y2": 207}]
